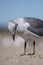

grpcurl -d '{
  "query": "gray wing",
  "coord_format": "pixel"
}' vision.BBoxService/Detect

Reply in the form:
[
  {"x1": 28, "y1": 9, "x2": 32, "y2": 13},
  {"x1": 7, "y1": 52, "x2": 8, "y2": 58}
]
[
  {"x1": 23, "y1": 17, "x2": 43, "y2": 36},
  {"x1": 27, "y1": 26, "x2": 43, "y2": 36},
  {"x1": 24, "y1": 17, "x2": 43, "y2": 28}
]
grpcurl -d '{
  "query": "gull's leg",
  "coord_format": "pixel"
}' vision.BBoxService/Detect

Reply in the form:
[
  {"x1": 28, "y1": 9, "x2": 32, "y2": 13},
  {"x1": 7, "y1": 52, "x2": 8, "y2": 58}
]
[
  {"x1": 32, "y1": 40, "x2": 35, "y2": 55},
  {"x1": 20, "y1": 41, "x2": 26, "y2": 56},
  {"x1": 27, "y1": 40, "x2": 35, "y2": 55}
]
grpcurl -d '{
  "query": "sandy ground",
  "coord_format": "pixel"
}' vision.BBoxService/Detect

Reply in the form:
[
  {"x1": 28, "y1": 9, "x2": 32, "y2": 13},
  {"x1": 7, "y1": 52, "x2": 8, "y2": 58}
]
[{"x1": 0, "y1": 32, "x2": 43, "y2": 65}]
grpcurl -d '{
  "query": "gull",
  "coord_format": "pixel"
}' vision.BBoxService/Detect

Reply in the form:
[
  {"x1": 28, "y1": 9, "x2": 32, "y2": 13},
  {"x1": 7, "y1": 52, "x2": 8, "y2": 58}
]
[{"x1": 8, "y1": 17, "x2": 43, "y2": 56}]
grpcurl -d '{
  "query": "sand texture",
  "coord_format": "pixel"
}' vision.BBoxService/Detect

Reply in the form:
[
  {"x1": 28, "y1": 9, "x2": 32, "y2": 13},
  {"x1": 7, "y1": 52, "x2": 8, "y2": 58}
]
[{"x1": 0, "y1": 32, "x2": 43, "y2": 65}]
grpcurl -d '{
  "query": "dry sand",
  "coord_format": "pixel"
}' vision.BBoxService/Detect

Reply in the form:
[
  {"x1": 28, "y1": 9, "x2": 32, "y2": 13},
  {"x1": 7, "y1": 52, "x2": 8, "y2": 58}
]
[{"x1": 0, "y1": 32, "x2": 43, "y2": 65}]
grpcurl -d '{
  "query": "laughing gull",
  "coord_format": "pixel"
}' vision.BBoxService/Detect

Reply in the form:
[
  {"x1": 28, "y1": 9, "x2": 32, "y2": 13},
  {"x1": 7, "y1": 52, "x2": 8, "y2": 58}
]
[{"x1": 8, "y1": 17, "x2": 43, "y2": 56}]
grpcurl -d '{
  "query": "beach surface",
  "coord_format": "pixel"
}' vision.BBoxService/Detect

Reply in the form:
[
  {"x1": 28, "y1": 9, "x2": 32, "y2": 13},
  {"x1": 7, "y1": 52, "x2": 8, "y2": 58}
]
[{"x1": 0, "y1": 32, "x2": 43, "y2": 65}]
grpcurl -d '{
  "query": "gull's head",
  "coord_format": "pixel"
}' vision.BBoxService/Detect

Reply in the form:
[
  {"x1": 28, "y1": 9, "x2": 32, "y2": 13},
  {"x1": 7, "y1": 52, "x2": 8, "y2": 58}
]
[{"x1": 8, "y1": 20, "x2": 18, "y2": 41}]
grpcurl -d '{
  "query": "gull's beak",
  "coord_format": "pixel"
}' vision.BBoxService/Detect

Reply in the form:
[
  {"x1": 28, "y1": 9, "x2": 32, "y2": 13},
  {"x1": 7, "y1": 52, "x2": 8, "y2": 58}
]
[
  {"x1": 13, "y1": 33, "x2": 15, "y2": 41},
  {"x1": 13, "y1": 24, "x2": 17, "y2": 41}
]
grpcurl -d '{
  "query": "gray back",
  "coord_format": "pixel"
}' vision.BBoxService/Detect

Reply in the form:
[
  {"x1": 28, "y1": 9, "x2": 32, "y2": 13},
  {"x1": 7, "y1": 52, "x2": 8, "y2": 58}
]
[{"x1": 24, "y1": 17, "x2": 43, "y2": 36}]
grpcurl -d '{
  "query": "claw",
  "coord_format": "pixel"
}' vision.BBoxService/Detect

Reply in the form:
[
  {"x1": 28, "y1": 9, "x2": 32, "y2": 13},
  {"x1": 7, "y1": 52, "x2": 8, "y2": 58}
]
[
  {"x1": 20, "y1": 53, "x2": 26, "y2": 56},
  {"x1": 27, "y1": 53, "x2": 35, "y2": 55}
]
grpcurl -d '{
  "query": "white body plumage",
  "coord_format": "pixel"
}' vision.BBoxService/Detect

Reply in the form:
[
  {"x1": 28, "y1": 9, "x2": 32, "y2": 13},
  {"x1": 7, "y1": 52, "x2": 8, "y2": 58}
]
[{"x1": 8, "y1": 18, "x2": 40, "y2": 41}]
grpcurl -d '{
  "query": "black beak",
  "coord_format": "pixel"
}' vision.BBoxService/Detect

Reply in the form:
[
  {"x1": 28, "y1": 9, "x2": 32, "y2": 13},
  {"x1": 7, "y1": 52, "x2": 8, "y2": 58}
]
[
  {"x1": 13, "y1": 33, "x2": 15, "y2": 41},
  {"x1": 12, "y1": 24, "x2": 17, "y2": 41}
]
